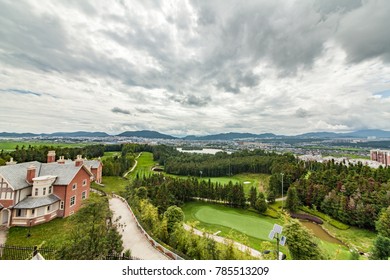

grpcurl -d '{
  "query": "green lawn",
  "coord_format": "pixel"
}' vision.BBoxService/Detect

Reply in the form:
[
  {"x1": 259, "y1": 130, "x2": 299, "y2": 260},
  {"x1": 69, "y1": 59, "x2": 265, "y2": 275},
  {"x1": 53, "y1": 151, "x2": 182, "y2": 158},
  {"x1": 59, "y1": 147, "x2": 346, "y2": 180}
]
[
  {"x1": 126, "y1": 152, "x2": 156, "y2": 179},
  {"x1": 92, "y1": 176, "x2": 129, "y2": 195},
  {"x1": 101, "y1": 151, "x2": 120, "y2": 160},
  {"x1": 5, "y1": 217, "x2": 72, "y2": 249},
  {"x1": 182, "y1": 201, "x2": 280, "y2": 252}
]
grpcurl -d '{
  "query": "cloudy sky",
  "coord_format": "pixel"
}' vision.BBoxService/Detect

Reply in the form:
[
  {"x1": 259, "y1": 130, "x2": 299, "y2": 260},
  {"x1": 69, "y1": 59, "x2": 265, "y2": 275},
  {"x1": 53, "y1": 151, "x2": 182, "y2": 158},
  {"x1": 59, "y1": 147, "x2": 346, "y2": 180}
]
[{"x1": 0, "y1": 0, "x2": 390, "y2": 136}]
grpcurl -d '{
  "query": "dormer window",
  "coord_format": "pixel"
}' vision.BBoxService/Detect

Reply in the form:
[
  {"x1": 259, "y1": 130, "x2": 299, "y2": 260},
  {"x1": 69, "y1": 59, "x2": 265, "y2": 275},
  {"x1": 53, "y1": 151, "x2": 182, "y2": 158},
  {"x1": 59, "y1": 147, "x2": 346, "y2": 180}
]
[
  {"x1": 49, "y1": 186, "x2": 52, "y2": 194},
  {"x1": 43, "y1": 187, "x2": 46, "y2": 196},
  {"x1": 34, "y1": 188, "x2": 38, "y2": 196}
]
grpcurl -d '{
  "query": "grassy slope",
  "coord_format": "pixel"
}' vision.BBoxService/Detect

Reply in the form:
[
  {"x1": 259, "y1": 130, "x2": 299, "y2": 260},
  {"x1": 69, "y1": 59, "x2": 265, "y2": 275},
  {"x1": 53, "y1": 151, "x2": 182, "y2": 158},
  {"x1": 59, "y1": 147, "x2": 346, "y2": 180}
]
[
  {"x1": 126, "y1": 152, "x2": 155, "y2": 179},
  {"x1": 92, "y1": 176, "x2": 129, "y2": 195}
]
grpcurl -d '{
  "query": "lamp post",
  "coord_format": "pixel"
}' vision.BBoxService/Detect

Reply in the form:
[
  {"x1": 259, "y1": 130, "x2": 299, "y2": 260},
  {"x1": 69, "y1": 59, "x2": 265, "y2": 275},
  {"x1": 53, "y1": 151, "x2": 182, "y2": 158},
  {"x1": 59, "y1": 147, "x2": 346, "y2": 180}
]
[{"x1": 281, "y1": 173, "x2": 284, "y2": 210}]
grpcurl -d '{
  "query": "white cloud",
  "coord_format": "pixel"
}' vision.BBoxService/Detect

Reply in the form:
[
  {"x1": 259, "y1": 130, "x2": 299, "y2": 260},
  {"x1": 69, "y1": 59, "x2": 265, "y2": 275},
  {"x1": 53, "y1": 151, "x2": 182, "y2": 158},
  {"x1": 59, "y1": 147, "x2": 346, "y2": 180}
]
[{"x1": 0, "y1": 0, "x2": 389, "y2": 136}]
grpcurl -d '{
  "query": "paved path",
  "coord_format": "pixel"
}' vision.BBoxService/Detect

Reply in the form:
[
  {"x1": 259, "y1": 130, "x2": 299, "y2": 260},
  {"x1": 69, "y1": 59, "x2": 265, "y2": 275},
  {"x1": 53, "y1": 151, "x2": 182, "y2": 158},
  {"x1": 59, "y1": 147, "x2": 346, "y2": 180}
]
[
  {"x1": 109, "y1": 197, "x2": 168, "y2": 260},
  {"x1": 123, "y1": 152, "x2": 142, "y2": 177},
  {"x1": 183, "y1": 224, "x2": 262, "y2": 259}
]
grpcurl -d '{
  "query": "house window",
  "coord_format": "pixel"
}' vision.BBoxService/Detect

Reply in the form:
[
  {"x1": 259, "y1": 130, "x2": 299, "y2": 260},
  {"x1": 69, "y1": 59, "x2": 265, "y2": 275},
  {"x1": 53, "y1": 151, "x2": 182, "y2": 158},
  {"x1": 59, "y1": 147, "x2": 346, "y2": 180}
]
[
  {"x1": 47, "y1": 205, "x2": 51, "y2": 212},
  {"x1": 60, "y1": 201, "x2": 64, "y2": 210},
  {"x1": 49, "y1": 186, "x2": 52, "y2": 194},
  {"x1": 72, "y1": 183, "x2": 77, "y2": 190},
  {"x1": 34, "y1": 188, "x2": 38, "y2": 196},
  {"x1": 43, "y1": 187, "x2": 46, "y2": 196},
  {"x1": 82, "y1": 179, "x2": 87, "y2": 186},
  {"x1": 16, "y1": 209, "x2": 22, "y2": 217},
  {"x1": 82, "y1": 191, "x2": 87, "y2": 200},
  {"x1": 31, "y1": 209, "x2": 35, "y2": 216},
  {"x1": 70, "y1": 196, "x2": 76, "y2": 207}
]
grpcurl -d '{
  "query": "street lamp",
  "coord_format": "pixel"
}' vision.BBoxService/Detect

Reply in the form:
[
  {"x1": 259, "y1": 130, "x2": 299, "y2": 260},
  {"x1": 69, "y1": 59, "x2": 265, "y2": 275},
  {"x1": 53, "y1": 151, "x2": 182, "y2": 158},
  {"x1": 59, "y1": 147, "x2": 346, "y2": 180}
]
[{"x1": 281, "y1": 173, "x2": 284, "y2": 210}]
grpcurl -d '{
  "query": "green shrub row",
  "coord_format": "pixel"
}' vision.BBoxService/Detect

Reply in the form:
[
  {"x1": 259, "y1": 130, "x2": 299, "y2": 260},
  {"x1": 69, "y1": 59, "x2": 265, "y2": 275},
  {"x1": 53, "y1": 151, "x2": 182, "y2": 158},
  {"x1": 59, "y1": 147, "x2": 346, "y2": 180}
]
[{"x1": 299, "y1": 206, "x2": 350, "y2": 230}]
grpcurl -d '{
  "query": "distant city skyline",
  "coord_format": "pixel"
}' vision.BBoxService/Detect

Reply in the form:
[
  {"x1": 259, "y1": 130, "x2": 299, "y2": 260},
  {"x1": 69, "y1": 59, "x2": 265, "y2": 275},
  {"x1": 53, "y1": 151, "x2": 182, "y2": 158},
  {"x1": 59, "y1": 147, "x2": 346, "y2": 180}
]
[{"x1": 1, "y1": 0, "x2": 390, "y2": 136}]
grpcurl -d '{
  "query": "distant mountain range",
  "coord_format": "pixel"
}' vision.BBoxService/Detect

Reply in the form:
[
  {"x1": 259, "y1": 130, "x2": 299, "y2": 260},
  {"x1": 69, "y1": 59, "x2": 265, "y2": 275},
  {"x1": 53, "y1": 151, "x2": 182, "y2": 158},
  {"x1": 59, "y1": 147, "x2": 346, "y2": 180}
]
[
  {"x1": 117, "y1": 130, "x2": 176, "y2": 139},
  {"x1": 1, "y1": 129, "x2": 390, "y2": 140}
]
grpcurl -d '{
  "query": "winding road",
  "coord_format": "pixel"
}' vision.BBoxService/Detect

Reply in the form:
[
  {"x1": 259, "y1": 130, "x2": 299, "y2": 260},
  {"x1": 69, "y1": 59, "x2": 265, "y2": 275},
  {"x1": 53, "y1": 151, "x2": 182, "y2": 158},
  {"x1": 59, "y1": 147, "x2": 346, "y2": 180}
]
[{"x1": 109, "y1": 197, "x2": 169, "y2": 260}]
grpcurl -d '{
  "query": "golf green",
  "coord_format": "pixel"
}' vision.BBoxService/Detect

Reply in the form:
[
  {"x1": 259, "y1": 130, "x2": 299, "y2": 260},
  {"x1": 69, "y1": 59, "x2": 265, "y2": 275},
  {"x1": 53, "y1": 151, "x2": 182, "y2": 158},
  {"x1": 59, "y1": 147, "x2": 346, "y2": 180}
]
[{"x1": 182, "y1": 201, "x2": 277, "y2": 240}]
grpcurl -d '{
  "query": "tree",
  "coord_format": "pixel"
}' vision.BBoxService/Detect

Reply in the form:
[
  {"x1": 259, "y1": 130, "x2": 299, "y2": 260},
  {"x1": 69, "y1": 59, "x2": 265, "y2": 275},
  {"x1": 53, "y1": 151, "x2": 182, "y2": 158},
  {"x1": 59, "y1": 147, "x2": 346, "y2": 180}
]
[
  {"x1": 164, "y1": 205, "x2": 184, "y2": 234},
  {"x1": 266, "y1": 190, "x2": 276, "y2": 204},
  {"x1": 249, "y1": 187, "x2": 257, "y2": 208},
  {"x1": 376, "y1": 206, "x2": 390, "y2": 238},
  {"x1": 370, "y1": 235, "x2": 390, "y2": 260},
  {"x1": 255, "y1": 192, "x2": 268, "y2": 213},
  {"x1": 370, "y1": 206, "x2": 390, "y2": 260},
  {"x1": 286, "y1": 186, "x2": 300, "y2": 212},
  {"x1": 283, "y1": 218, "x2": 326, "y2": 260},
  {"x1": 58, "y1": 196, "x2": 123, "y2": 259}
]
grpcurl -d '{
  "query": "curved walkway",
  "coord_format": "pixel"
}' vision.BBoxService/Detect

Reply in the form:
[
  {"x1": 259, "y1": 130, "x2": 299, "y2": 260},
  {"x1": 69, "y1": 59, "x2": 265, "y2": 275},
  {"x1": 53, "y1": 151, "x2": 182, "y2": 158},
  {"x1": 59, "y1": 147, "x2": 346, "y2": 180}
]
[
  {"x1": 109, "y1": 197, "x2": 168, "y2": 260},
  {"x1": 123, "y1": 152, "x2": 142, "y2": 177},
  {"x1": 183, "y1": 224, "x2": 262, "y2": 259}
]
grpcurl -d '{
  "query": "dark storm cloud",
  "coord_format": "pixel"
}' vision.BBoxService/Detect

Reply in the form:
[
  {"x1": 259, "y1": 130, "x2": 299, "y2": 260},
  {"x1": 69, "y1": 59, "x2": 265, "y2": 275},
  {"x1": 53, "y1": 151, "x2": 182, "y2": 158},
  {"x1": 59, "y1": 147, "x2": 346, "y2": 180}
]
[{"x1": 111, "y1": 107, "x2": 131, "y2": 115}]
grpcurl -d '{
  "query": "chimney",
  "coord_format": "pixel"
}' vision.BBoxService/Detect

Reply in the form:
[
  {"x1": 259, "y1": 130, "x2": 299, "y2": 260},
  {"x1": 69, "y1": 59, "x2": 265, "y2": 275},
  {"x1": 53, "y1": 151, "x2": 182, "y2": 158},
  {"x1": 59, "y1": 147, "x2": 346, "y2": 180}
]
[
  {"x1": 26, "y1": 165, "x2": 36, "y2": 184},
  {"x1": 75, "y1": 155, "x2": 83, "y2": 167},
  {"x1": 47, "y1": 151, "x2": 56, "y2": 163},
  {"x1": 6, "y1": 157, "x2": 17, "y2": 165},
  {"x1": 57, "y1": 156, "x2": 65, "y2": 164}
]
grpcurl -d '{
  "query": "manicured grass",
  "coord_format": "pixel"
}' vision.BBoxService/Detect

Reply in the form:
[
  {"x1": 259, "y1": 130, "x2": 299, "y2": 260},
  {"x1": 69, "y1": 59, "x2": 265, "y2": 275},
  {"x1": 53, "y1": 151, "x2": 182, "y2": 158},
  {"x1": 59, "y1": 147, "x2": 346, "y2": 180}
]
[
  {"x1": 92, "y1": 176, "x2": 129, "y2": 195},
  {"x1": 101, "y1": 151, "x2": 120, "y2": 160},
  {"x1": 127, "y1": 152, "x2": 156, "y2": 179},
  {"x1": 182, "y1": 201, "x2": 280, "y2": 252},
  {"x1": 0, "y1": 141, "x2": 91, "y2": 151}
]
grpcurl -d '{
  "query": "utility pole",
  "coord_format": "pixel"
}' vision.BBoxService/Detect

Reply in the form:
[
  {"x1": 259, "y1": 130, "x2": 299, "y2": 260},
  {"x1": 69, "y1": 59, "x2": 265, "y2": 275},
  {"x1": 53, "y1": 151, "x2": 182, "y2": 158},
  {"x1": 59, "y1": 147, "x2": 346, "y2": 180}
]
[{"x1": 281, "y1": 173, "x2": 284, "y2": 210}]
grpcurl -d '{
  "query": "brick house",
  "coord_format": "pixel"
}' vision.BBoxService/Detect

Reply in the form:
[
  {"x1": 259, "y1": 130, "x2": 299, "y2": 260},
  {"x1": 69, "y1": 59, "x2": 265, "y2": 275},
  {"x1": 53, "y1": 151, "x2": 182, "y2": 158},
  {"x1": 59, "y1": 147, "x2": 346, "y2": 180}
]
[{"x1": 0, "y1": 151, "x2": 102, "y2": 227}]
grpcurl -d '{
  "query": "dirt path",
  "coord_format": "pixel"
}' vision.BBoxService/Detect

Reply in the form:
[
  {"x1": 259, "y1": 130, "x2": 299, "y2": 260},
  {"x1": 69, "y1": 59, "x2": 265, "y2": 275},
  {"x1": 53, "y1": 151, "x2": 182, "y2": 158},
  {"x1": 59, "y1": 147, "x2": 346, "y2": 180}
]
[{"x1": 109, "y1": 197, "x2": 169, "y2": 260}]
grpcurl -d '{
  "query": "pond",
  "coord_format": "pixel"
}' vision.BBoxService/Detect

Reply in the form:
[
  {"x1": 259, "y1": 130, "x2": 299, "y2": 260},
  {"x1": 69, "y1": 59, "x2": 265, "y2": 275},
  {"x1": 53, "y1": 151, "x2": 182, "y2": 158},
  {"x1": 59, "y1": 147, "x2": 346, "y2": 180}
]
[{"x1": 301, "y1": 221, "x2": 344, "y2": 245}]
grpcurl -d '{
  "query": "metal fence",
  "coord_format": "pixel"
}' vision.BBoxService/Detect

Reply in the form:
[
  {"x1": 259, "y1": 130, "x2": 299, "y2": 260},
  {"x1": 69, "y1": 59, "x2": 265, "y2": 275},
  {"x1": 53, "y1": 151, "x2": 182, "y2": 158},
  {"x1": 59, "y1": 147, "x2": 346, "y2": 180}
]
[
  {"x1": 0, "y1": 244, "x2": 57, "y2": 260},
  {"x1": 0, "y1": 244, "x2": 143, "y2": 260}
]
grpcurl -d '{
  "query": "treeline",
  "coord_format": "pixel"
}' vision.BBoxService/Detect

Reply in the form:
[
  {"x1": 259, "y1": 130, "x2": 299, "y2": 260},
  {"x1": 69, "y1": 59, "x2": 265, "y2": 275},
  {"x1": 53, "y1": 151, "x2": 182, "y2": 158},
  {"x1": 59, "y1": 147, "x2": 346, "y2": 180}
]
[
  {"x1": 125, "y1": 174, "x2": 257, "y2": 260},
  {"x1": 152, "y1": 146, "x2": 306, "y2": 197},
  {"x1": 0, "y1": 144, "x2": 105, "y2": 165},
  {"x1": 293, "y1": 160, "x2": 390, "y2": 229},
  {"x1": 131, "y1": 173, "x2": 247, "y2": 211}
]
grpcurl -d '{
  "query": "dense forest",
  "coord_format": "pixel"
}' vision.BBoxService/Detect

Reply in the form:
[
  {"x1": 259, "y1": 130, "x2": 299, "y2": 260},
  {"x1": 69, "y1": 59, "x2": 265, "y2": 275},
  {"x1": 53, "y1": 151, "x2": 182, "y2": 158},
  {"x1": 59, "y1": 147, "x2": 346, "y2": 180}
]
[{"x1": 293, "y1": 160, "x2": 390, "y2": 229}]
